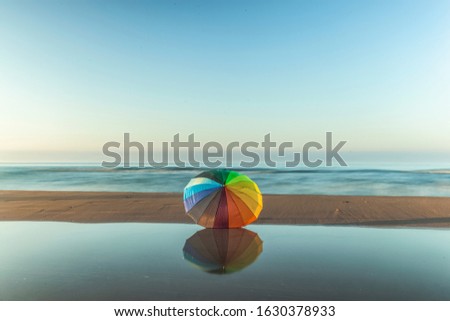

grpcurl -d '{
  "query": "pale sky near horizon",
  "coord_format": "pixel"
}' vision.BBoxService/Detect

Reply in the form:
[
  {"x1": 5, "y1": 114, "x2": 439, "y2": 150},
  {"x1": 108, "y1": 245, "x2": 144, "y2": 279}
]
[{"x1": 1, "y1": 0, "x2": 449, "y2": 162}]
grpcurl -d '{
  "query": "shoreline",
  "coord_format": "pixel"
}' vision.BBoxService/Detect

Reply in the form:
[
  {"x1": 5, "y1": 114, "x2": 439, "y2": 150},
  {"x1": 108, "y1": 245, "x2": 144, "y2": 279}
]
[{"x1": 1, "y1": 190, "x2": 450, "y2": 227}]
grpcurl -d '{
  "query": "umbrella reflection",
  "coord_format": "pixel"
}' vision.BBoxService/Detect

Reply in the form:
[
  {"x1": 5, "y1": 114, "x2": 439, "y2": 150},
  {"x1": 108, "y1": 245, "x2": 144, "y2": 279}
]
[{"x1": 182, "y1": 228, "x2": 263, "y2": 274}]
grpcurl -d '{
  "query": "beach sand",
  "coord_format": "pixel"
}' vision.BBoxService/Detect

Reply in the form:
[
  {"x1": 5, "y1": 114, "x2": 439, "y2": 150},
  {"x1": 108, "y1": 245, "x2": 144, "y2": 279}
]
[{"x1": 1, "y1": 190, "x2": 450, "y2": 227}]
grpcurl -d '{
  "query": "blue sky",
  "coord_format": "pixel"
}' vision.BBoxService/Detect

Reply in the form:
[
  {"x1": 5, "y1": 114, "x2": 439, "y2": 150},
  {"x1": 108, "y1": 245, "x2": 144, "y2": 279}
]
[{"x1": 1, "y1": 0, "x2": 449, "y2": 162}]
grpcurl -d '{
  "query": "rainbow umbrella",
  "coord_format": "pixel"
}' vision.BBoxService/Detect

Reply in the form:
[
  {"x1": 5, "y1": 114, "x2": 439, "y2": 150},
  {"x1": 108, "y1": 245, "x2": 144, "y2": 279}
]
[
  {"x1": 183, "y1": 228, "x2": 263, "y2": 274},
  {"x1": 183, "y1": 169, "x2": 263, "y2": 228}
]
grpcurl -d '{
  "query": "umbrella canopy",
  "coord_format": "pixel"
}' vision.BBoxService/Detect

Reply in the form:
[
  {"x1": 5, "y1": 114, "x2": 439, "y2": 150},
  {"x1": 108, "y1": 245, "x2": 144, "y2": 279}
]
[
  {"x1": 183, "y1": 169, "x2": 263, "y2": 228},
  {"x1": 183, "y1": 228, "x2": 263, "y2": 274}
]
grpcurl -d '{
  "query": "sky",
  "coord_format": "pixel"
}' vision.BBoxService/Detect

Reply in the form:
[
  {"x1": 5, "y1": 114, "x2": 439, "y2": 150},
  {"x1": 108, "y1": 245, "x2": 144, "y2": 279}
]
[{"x1": 1, "y1": 0, "x2": 449, "y2": 163}]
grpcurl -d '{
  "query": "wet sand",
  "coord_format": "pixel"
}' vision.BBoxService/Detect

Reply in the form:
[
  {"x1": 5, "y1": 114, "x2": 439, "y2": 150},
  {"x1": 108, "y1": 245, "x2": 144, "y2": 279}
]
[{"x1": 1, "y1": 190, "x2": 450, "y2": 227}]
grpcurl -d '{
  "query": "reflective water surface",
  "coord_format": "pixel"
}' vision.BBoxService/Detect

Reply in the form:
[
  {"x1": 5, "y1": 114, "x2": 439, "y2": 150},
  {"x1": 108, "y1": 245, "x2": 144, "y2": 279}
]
[
  {"x1": 0, "y1": 222, "x2": 449, "y2": 300},
  {"x1": 183, "y1": 229, "x2": 263, "y2": 274}
]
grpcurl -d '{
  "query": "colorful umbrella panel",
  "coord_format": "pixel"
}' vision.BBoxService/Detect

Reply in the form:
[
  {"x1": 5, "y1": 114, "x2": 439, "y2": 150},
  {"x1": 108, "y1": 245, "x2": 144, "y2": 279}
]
[{"x1": 183, "y1": 170, "x2": 263, "y2": 228}]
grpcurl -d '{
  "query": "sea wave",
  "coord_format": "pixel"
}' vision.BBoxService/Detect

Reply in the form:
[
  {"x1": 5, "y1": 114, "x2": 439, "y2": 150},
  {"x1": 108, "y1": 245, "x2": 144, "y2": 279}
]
[{"x1": 1, "y1": 165, "x2": 450, "y2": 196}]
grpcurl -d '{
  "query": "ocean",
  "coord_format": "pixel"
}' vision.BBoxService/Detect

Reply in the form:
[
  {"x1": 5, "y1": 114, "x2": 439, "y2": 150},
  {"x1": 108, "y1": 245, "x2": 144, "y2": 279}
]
[{"x1": 1, "y1": 163, "x2": 450, "y2": 196}]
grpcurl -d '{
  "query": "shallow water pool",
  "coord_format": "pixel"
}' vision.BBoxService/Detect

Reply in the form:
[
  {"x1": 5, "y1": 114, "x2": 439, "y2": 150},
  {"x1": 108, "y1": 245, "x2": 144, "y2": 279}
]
[{"x1": 0, "y1": 222, "x2": 449, "y2": 300}]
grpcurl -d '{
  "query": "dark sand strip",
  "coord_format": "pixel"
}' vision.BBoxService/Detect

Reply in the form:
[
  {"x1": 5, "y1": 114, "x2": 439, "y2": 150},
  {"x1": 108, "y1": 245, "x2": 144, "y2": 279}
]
[{"x1": 1, "y1": 190, "x2": 450, "y2": 227}]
